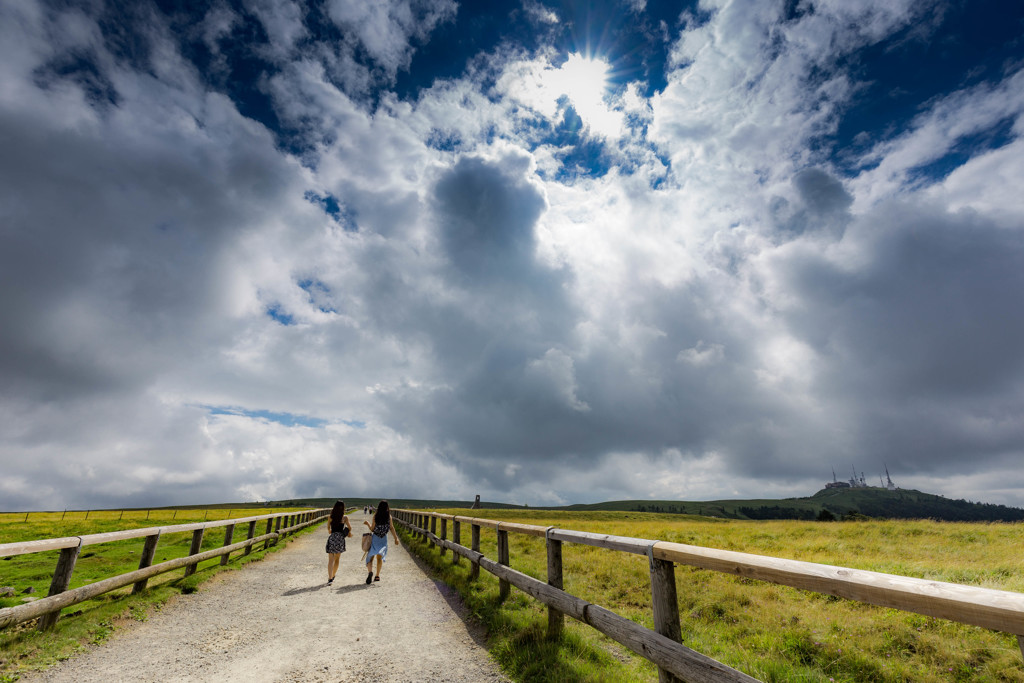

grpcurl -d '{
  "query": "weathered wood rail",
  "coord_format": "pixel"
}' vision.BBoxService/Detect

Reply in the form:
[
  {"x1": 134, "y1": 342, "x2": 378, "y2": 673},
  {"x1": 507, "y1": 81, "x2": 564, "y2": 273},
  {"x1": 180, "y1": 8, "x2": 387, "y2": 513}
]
[
  {"x1": 0, "y1": 508, "x2": 329, "y2": 631},
  {"x1": 394, "y1": 509, "x2": 1024, "y2": 683}
]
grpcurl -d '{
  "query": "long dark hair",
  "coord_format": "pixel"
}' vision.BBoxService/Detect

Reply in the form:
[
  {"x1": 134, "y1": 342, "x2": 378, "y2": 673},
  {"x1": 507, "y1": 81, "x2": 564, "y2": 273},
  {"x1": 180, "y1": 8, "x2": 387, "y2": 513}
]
[
  {"x1": 373, "y1": 500, "x2": 390, "y2": 526},
  {"x1": 330, "y1": 501, "x2": 346, "y2": 529}
]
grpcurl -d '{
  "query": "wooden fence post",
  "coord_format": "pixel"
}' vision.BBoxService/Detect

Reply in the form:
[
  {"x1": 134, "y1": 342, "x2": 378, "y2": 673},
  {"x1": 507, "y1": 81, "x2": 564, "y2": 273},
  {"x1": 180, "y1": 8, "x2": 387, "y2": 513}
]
[
  {"x1": 38, "y1": 543, "x2": 81, "y2": 630},
  {"x1": 132, "y1": 533, "x2": 161, "y2": 594},
  {"x1": 650, "y1": 554, "x2": 683, "y2": 683},
  {"x1": 497, "y1": 525, "x2": 510, "y2": 601},
  {"x1": 452, "y1": 520, "x2": 461, "y2": 566},
  {"x1": 220, "y1": 524, "x2": 235, "y2": 566},
  {"x1": 184, "y1": 529, "x2": 204, "y2": 577},
  {"x1": 471, "y1": 524, "x2": 481, "y2": 581},
  {"x1": 546, "y1": 530, "x2": 563, "y2": 640},
  {"x1": 244, "y1": 521, "x2": 257, "y2": 556},
  {"x1": 430, "y1": 516, "x2": 437, "y2": 548},
  {"x1": 273, "y1": 515, "x2": 282, "y2": 545},
  {"x1": 263, "y1": 519, "x2": 273, "y2": 550},
  {"x1": 440, "y1": 518, "x2": 448, "y2": 556}
]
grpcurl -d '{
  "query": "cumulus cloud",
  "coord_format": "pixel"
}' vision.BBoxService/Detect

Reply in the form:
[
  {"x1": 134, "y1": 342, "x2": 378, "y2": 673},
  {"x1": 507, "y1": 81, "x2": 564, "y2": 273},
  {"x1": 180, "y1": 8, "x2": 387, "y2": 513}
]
[
  {"x1": 325, "y1": 0, "x2": 456, "y2": 77},
  {"x1": 2, "y1": 0, "x2": 1023, "y2": 511}
]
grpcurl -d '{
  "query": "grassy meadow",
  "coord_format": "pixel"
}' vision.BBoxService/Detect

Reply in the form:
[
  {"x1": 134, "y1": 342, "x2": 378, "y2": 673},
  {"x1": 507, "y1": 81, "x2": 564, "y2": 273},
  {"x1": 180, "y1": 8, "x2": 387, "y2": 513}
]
[
  {"x1": 399, "y1": 509, "x2": 1024, "y2": 683},
  {"x1": 0, "y1": 507, "x2": 315, "y2": 680}
]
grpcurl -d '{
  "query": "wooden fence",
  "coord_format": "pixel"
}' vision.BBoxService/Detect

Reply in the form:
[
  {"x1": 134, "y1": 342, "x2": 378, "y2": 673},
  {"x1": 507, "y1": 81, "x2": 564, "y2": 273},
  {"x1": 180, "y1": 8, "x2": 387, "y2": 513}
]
[
  {"x1": 393, "y1": 509, "x2": 1024, "y2": 683},
  {"x1": 0, "y1": 508, "x2": 330, "y2": 631}
]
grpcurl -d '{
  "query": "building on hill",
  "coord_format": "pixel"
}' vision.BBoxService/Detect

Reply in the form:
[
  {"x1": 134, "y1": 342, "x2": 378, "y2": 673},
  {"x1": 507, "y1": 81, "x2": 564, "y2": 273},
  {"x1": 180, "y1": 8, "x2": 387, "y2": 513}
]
[
  {"x1": 826, "y1": 465, "x2": 898, "y2": 491},
  {"x1": 884, "y1": 465, "x2": 897, "y2": 490}
]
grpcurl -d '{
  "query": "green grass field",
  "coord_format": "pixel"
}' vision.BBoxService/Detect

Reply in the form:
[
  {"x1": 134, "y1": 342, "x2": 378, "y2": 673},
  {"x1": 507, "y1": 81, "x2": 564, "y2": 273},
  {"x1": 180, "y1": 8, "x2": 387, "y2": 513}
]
[
  {"x1": 0, "y1": 507, "x2": 316, "y2": 681},
  {"x1": 398, "y1": 509, "x2": 1024, "y2": 683}
]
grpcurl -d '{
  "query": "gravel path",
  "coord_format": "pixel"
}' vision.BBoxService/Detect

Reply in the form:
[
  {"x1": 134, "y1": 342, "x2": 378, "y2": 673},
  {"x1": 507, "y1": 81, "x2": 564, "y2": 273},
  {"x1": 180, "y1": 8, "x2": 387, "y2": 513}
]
[{"x1": 21, "y1": 513, "x2": 509, "y2": 683}]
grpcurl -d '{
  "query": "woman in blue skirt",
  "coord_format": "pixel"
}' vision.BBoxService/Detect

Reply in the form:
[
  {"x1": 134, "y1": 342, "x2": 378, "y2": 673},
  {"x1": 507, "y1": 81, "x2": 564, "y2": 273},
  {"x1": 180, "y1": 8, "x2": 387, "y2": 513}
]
[{"x1": 363, "y1": 499, "x2": 399, "y2": 584}]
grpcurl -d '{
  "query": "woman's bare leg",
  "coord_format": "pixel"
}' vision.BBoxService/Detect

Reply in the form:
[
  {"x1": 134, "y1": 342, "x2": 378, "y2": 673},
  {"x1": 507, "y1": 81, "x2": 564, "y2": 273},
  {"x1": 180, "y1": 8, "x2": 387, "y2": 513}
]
[{"x1": 327, "y1": 553, "x2": 340, "y2": 580}]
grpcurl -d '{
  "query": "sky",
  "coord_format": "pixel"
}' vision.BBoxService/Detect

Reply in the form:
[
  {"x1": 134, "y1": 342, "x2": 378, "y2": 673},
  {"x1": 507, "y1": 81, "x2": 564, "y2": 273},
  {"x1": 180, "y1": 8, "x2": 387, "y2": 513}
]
[{"x1": 2, "y1": 0, "x2": 1024, "y2": 512}]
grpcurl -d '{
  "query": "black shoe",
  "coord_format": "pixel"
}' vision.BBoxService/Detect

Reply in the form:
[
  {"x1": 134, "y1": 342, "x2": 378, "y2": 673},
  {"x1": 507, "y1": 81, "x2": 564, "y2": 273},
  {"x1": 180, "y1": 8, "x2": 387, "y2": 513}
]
[
  {"x1": 327, "y1": 577, "x2": 334, "y2": 585},
  {"x1": 373, "y1": 575, "x2": 380, "y2": 582},
  {"x1": 365, "y1": 572, "x2": 373, "y2": 584}
]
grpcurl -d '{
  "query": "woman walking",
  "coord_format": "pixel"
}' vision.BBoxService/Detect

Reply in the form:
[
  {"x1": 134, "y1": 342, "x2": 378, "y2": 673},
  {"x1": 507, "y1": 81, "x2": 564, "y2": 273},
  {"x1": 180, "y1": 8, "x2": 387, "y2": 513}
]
[
  {"x1": 325, "y1": 501, "x2": 352, "y2": 585},
  {"x1": 363, "y1": 499, "x2": 399, "y2": 584}
]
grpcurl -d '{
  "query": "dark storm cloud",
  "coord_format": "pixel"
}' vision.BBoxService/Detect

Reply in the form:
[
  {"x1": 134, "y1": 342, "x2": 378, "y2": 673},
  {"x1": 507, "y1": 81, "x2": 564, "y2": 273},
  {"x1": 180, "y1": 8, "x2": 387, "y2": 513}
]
[
  {"x1": 433, "y1": 154, "x2": 548, "y2": 283},
  {"x1": 369, "y1": 152, "x2": 596, "y2": 487},
  {"x1": 0, "y1": 93, "x2": 299, "y2": 401},
  {"x1": 794, "y1": 169, "x2": 853, "y2": 217},
  {"x1": 774, "y1": 201, "x2": 1024, "y2": 473}
]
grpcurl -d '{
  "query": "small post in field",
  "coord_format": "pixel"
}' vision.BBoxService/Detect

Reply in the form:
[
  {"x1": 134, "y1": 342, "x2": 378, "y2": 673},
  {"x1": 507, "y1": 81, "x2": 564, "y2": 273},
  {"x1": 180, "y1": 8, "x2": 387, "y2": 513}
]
[
  {"x1": 244, "y1": 520, "x2": 257, "y2": 556},
  {"x1": 184, "y1": 529, "x2": 204, "y2": 577},
  {"x1": 132, "y1": 532, "x2": 161, "y2": 594},
  {"x1": 650, "y1": 551, "x2": 683, "y2": 683},
  {"x1": 497, "y1": 525, "x2": 510, "y2": 601},
  {"x1": 452, "y1": 520, "x2": 461, "y2": 565},
  {"x1": 470, "y1": 524, "x2": 481, "y2": 580},
  {"x1": 39, "y1": 543, "x2": 81, "y2": 630},
  {"x1": 220, "y1": 524, "x2": 235, "y2": 565},
  {"x1": 546, "y1": 529, "x2": 563, "y2": 640}
]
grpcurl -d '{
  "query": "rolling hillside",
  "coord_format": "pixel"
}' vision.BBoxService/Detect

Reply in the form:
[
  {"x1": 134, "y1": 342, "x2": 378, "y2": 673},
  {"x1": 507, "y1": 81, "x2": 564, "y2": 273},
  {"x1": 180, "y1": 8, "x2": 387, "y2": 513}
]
[
  {"x1": 556, "y1": 488, "x2": 1024, "y2": 522},
  {"x1": 270, "y1": 488, "x2": 1024, "y2": 522}
]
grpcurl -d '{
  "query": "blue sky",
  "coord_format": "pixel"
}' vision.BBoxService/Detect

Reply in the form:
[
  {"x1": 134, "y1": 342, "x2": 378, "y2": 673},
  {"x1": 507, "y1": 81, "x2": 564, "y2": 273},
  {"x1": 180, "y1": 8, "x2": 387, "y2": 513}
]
[{"x1": 2, "y1": 0, "x2": 1024, "y2": 511}]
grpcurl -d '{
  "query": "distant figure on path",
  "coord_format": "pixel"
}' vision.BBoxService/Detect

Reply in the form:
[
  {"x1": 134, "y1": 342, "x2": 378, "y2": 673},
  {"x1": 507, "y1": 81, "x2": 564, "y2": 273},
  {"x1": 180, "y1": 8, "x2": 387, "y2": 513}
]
[
  {"x1": 363, "y1": 500, "x2": 399, "y2": 584},
  {"x1": 325, "y1": 501, "x2": 352, "y2": 585}
]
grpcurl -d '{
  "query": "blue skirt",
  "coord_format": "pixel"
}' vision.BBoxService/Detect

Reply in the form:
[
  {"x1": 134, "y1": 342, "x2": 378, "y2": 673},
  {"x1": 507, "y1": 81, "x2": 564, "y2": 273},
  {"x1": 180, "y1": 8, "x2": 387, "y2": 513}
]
[{"x1": 367, "y1": 533, "x2": 388, "y2": 562}]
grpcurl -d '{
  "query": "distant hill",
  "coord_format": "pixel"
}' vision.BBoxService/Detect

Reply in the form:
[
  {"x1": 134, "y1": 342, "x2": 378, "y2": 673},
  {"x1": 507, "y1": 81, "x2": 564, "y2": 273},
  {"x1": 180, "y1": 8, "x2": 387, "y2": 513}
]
[
  {"x1": 266, "y1": 488, "x2": 1024, "y2": 523},
  {"x1": 268, "y1": 497, "x2": 524, "y2": 511},
  {"x1": 553, "y1": 488, "x2": 1024, "y2": 522},
  {"x1": 807, "y1": 487, "x2": 1024, "y2": 522}
]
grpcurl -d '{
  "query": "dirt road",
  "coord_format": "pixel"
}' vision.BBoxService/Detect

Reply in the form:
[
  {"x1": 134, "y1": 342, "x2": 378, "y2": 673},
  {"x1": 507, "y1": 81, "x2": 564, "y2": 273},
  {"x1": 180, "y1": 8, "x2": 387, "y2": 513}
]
[{"x1": 22, "y1": 512, "x2": 508, "y2": 682}]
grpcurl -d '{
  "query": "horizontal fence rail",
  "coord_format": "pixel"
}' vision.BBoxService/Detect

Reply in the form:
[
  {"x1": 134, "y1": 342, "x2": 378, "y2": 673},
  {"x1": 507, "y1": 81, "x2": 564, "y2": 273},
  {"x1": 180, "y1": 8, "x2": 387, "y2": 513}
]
[
  {"x1": 393, "y1": 509, "x2": 1024, "y2": 683},
  {"x1": 0, "y1": 508, "x2": 330, "y2": 631}
]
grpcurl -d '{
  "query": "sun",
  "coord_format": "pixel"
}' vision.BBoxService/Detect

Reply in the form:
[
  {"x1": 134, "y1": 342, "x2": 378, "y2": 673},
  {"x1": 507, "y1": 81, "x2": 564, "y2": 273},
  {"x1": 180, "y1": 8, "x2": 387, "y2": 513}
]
[
  {"x1": 544, "y1": 52, "x2": 621, "y2": 137},
  {"x1": 555, "y1": 53, "x2": 611, "y2": 113}
]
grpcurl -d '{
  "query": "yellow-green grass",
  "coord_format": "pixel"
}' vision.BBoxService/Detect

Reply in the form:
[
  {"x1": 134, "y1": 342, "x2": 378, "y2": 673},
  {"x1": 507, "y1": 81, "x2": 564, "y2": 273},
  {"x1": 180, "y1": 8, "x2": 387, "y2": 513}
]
[
  {"x1": 0, "y1": 507, "x2": 315, "y2": 681},
  {"x1": 399, "y1": 509, "x2": 1024, "y2": 683}
]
